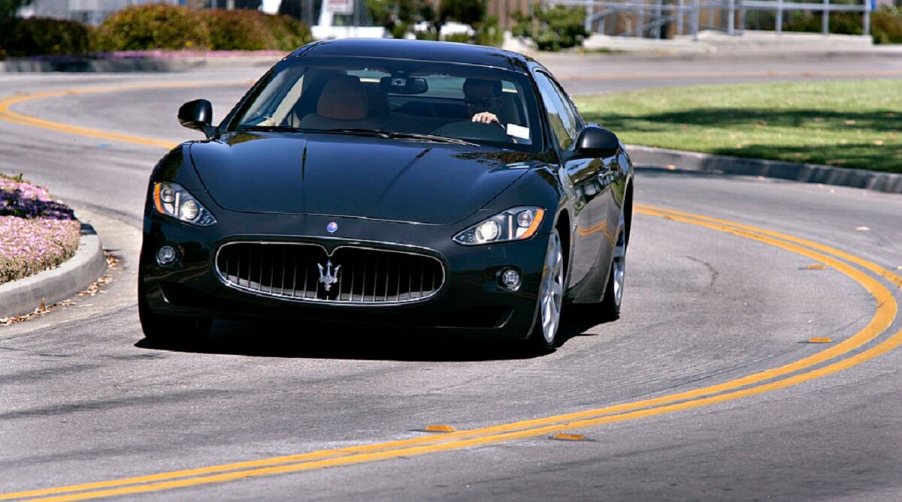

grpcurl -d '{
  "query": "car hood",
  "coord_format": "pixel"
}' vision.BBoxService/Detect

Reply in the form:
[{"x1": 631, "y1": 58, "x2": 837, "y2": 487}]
[{"x1": 189, "y1": 132, "x2": 536, "y2": 225}]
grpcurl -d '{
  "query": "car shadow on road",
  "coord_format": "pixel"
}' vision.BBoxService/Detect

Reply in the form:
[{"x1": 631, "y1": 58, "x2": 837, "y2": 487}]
[{"x1": 134, "y1": 308, "x2": 618, "y2": 362}]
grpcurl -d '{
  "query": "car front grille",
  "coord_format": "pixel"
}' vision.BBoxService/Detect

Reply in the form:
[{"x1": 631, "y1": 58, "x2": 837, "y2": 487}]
[{"x1": 215, "y1": 242, "x2": 444, "y2": 305}]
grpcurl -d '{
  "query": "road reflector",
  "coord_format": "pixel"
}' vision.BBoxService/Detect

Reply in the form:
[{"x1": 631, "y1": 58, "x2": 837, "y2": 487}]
[
  {"x1": 803, "y1": 264, "x2": 827, "y2": 270},
  {"x1": 424, "y1": 424, "x2": 456, "y2": 433},
  {"x1": 551, "y1": 433, "x2": 586, "y2": 441},
  {"x1": 807, "y1": 337, "x2": 833, "y2": 344}
]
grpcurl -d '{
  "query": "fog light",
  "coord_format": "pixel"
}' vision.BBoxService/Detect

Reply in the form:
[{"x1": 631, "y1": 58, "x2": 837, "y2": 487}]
[
  {"x1": 156, "y1": 245, "x2": 178, "y2": 266},
  {"x1": 499, "y1": 268, "x2": 521, "y2": 291}
]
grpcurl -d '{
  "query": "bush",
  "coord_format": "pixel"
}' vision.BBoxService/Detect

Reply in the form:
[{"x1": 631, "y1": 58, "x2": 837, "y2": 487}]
[
  {"x1": 783, "y1": 11, "x2": 863, "y2": 35},
  {"x1": 474, "y1": 16, "x2": 503, "y2": 47},
  {"x1": 872, "y1": 6, "x2": 902, "y2": 44},
  {"x1": 93, "y1": 4, "x2": 211, "y2": 51},
  {"x1": 781, "y1": 6, "x2": 902, "y2": 44},
  {"x1": 207, "y1": 9, "x2": 272, "y2": 50},
  {"x1": 92, "y1": 5, "x2": 311, "y2": 52},
  {"x1": 442, "y1": 33, "x2": 471, "y2": 43},
  {"x1": 513, "y1": 5, "x2": 588, "y2": 51},
  {"x1": 260, "y1": 12, "x2": 313, "y2": 50},
  {"x1": 415, "y1": 29, "x2": 440, "y2": 40},
  {"x1": 1, "y1": 18, "x2": 92, "y2": 57}
]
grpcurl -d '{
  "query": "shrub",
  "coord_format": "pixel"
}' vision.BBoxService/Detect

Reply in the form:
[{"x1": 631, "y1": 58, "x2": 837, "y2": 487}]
[
  {"x1": 872, "y1": 6, "x2": 902, "y2": 44},
  {"x1": 442, "y1": 33, "x2": 472, "y2": 43},
  {"x1": 1, "y1": 17, "x2": 92, "y2": 57},
  {"x1": 783, "y1": 11, "x2": 863, "y2": 35},
  {"x1": 782, "y1": 6, "x2": 902, "y2": 44},
  {"x1": 415, "y1": 29, "x2": 440, "y2": 40},
  {"x1": 207, "y1": 9, "x2": 272, "y2": 50},
  {"x1": 513, "y1": 5, "x2": 588, "y2": 51},
  {"x1": 260, "y1": 12, "x2": 313, "y2": 50},
  {"x1": 92, "y1": 5, "x2": 311, "y2": 52},
  {"x1": 474, "y1": 15, "x2": 503, "y2": 47},
  {"x1": 93, "y1": 4, "x2": 211, "y2": 51},
  {"x1": 390, "y1": 22, "x2": 410, "y2": 39}
]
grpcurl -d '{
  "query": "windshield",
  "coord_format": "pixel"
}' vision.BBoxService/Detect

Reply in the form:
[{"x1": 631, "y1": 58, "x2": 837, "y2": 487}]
[{"x1": 229, "y1": 57, "x2": 543, "y2": 152}]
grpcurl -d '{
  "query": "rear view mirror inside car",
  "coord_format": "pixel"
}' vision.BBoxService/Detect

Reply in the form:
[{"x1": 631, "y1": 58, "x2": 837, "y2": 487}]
[{"x1": 380, "y1": 76, "x2": 428, "y2": 95}]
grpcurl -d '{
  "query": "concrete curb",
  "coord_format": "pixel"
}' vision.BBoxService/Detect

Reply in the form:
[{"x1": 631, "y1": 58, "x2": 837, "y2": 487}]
[
  {"x1": 628, "y1": 145, "x2": 902, "y2": 194},
  {"x1": 0, "y1": 223, "x2": 107, "y2": 318}
]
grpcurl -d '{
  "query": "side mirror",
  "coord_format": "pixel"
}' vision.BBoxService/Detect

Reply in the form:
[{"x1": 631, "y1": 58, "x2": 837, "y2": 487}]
[
  {"x1": 178, "y1": 99, "x2": 214, "y2": 138},
  {"x1": 574, "y1": 125, "x2": 620, "y2": 158}
]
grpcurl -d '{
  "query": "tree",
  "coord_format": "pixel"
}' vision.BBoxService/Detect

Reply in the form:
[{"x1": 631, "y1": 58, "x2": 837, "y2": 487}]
[
  {"x1": 0, "y1": 0, "x2": 30, "y2": 18},
  {"x1": 439, "y1": 0, "x2": 485, "y2": 26},
  {"x1": 0, "y1": 0, "x2": 33, "y2": 53}
]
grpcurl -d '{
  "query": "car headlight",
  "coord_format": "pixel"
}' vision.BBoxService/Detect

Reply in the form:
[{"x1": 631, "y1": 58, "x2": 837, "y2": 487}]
[
  {"x1": 453, "y1": 207, "x2": 545, "y2": 245},
  {"x1": 152, "y1": 181, "x2": 216, "y2": 226}
]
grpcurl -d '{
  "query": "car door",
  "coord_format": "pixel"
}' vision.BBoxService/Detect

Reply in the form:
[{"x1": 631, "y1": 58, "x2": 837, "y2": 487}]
[{"x1": 533, "y1": 71, "x2": 610, "y2": 294}]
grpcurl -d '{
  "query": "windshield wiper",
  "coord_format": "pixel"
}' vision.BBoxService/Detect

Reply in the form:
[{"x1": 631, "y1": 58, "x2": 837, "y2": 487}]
[
  {"x1": 238, "y1": 125, "x2": 302, "y2": 133},
  {"x1": 387, "y1": 132, "x2": 479, "y2": 147},
  {"x1": 287, "y1": 127, "x2": 479, "y2": 147},
  {"x1": 310, "y1": 128, "x2": 391, "y2": 139}
]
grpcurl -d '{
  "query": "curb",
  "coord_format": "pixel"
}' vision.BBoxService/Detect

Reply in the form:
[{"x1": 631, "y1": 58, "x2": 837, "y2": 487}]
[
  {"x1": 0, "y1": 223, "x2": 107, "y2": 318},
  {"x1": 628, "y1": 145, "x2": 902, "y2": 194}
]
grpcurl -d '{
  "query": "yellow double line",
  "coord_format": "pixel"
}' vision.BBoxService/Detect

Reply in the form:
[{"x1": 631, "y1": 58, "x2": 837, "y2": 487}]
[
  {"x1": 0, "y1": 83, "x2": 900, "y2": 501},
  {"x1": 2, "y1": 205, "x2": 898, "y2": 502}
]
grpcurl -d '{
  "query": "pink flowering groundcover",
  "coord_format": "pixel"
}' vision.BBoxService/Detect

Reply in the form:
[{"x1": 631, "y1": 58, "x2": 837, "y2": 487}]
[{"x1": 0, "y1": 174, "x2": 81, "y2": 285}]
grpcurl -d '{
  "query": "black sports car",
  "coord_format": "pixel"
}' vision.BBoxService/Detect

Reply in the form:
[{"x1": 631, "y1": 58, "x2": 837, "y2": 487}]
[{"x1": 139, "y1": 39, "x2": 633, "y2": 352}]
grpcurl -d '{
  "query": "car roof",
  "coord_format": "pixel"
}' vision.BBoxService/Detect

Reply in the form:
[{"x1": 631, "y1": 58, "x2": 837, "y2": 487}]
[{"x1": 292, "y1": 39, "x2": 536, "y2": 73}]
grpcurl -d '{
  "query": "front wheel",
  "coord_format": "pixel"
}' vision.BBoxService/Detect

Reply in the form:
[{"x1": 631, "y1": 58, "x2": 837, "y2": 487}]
[{"x1": 528, "y1": 230, "x2": 565, "y2": 353}]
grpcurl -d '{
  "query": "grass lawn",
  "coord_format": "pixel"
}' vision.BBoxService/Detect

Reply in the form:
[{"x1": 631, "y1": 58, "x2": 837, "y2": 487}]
[{"x1": 574, "y1": 79, "x2": 902, "y2": 173}]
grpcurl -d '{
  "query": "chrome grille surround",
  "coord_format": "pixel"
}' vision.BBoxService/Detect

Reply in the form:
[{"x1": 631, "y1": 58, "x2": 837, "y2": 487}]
[{"x1": 214, "y1": 241, "x2": 445, "y2": 306}]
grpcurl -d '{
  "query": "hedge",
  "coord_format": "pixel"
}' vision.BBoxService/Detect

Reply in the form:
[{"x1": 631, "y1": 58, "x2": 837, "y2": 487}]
[
  {"x1": 92, "y1": 4, "x2": 212, "y2": 51},
  {"x1": 782, "y1": 6, "x2": 902, "y2": 44},
  {"x1": 512, "y1": 5, "x2": 588, "y2": 51},
  {"x1": 0, "y1": 18, "x2": 92, "y2": 57},
  {"x1": 871, "y1": 6, "x2": 902, "y2": 44},
  {"x1": 92, "y1": 5, "x2": 312, "y2": 52},
  {"x1": 0, "y1": 5, "x2": 313, "y2": 57}
]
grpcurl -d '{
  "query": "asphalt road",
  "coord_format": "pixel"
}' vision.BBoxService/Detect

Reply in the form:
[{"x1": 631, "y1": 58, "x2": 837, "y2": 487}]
[{"x1": 1, "y1": 52, "x2": 901, "y2": 500}]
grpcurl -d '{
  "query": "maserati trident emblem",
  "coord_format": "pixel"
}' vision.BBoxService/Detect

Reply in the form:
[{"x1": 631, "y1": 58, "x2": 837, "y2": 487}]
[{"x1": 317, "y1": 260, "x2": 341, "y2": 292}]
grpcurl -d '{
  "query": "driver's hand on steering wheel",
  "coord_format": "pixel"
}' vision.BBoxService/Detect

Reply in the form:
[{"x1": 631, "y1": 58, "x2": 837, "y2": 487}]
[{"x1": 471, "y1": 112, "x2": 501, "y2": 126}]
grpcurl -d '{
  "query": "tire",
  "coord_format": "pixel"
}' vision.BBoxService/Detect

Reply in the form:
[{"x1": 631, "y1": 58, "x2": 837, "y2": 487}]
[
  {"x1": 138, "y1": 272, "x2": 211, "y2": 344},
  {"x1": 600, "y1": 212, "x2": 627, "y2": 320},
  {"x1": 528, "y1": 229, "x2": 565, "y2": 353}
]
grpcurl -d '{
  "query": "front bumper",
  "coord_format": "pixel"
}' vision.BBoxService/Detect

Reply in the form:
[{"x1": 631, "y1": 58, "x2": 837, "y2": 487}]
[{"x1": 141, "y1": 209, "x2": 550, "y2": 339}]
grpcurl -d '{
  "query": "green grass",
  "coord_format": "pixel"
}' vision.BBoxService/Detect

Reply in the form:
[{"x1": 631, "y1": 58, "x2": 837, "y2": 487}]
[{"x1": 574, "y1": 80, "x2": 902, "y2": 173}]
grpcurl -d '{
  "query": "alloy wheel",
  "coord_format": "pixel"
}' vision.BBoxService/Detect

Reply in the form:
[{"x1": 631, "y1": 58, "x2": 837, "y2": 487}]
[{"x1": 540, "y1": 232, "x2": 565, "y2": 344}]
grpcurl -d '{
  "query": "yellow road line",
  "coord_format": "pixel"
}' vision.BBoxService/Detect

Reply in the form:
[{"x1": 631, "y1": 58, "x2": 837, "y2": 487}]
[
  {"x1": 642, "y1": 204, "x2": 902, "y2": 289},
  {"x1": 24, "y1": 322, "x2": 902, "y2": 502},
  {"x1": 0, "y1": 81, "x2": 248, "y2": 150},
  {"x1": 3, "y1": 206, "x2": 898, "y2": 501},
  {"x1": 0, "y1": 83, "x2": 899, "y2": 500}
]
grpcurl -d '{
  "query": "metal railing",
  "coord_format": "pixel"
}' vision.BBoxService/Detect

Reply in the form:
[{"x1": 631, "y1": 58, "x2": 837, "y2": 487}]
[{"x1": 550, "y1": 0, "x2": 873, "y2": 39}]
